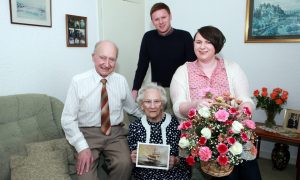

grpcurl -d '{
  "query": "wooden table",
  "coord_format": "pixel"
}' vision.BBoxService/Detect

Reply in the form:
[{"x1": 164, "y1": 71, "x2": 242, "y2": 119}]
[{"x1": 254, "y1": 122, "x2": 300, "y2": 180}]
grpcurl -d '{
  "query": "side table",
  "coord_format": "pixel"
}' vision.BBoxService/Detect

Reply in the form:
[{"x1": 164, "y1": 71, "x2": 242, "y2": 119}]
[{"x1": 254, "y1": 122, "x2": 300, "y2": 180}]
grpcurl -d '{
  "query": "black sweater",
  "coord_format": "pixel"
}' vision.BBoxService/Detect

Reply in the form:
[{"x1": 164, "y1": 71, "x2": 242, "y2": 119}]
[{"x1": 132, "y1": 29, "x2": 196, "y2": 90}]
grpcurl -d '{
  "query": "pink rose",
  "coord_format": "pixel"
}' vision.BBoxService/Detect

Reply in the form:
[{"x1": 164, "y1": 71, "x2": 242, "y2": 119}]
[
  {"x1": 200, "y1": 87, "x2": 215, "y2": 98},
  {"x1": 199, "y1": 146, "x2": 212, "y2": 162},
  {"x1": 188, "y1": 108, "x2": 197, "y2": 119},
  {"x1": 217, "y1": 143, "x2": 228, "y2": 154},
  {"x1": 243, "y1": 107, "x2": 252, "y2": 116},
  {"x1": 215, "y1": 109, "x2": 229, "y2": 122},
  {"x1": 178, "y1": 121, "x2": 192, "y2": 130},
  {"x1": 217, "y1": 155, "x2": 229, "y2": 166},
  {"x1": 226, "y1": 137, "x2": 236, "y2": 145},
  {"x1": 244, "y1": 119, "x2": 256, "y2": 129}
]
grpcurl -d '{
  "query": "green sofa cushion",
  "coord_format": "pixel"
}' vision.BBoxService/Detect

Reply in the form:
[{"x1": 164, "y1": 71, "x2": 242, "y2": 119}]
[
  {"x1": 10, "y1": 150, "x2": 71, "y2": 180},
  {"x1": 0, "y1": 94, "x2": 66, "y2": 179},
  {"x1": 0, "y1": 116, "x2": 45, "y2": 180},
  {"x1": 25, "y1": 138, "x2": 76, "y2": 175}
]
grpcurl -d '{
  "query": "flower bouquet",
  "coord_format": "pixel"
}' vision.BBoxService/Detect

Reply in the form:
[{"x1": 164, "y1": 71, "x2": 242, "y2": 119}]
[
  {"x1": 178, "y1": 89, "x2": 257, "y2": 177},
  {"x1": 253, "y1": 87, "x2": 288, "y2": 127}
]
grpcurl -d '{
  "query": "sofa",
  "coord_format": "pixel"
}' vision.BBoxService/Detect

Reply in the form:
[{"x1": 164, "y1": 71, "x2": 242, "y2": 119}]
[{"x1": 0, "y1": 94, "x2": 107, "y2": 180}]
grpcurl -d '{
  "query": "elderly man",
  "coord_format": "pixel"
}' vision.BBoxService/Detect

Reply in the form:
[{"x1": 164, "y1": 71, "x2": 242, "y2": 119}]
[{"x1": 61, "y1": 40, "x2": 142, "y2": 180}]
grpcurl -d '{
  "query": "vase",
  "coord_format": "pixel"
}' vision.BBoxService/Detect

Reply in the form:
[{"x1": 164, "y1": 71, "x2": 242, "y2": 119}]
[
  {"x1": 271, "y1": 143, "x2": 290, "y2": 170},
  {"x1": 265, "y1": 110, "x2": 276, "y2": 128},
  {"x1": 200, "y1": 161, "x2": 234, "y2": 177}
]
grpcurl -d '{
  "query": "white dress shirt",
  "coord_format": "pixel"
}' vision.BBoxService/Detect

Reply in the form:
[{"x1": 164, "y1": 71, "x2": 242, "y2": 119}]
[{"x1": 61, "y1": 69, "x2": 142, "y2": 152}]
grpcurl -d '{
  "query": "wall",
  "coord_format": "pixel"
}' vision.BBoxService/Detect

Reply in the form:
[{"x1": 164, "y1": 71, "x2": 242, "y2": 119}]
[
  {"x1": 99, "y1": 0, "x2": 145, "y2": 89},
  {"x1": 0, "y1": 0, "x2": 100, "y2": 101},
  {"x1": 145, "y1": 0, "x2": 300, "y2": 164}
]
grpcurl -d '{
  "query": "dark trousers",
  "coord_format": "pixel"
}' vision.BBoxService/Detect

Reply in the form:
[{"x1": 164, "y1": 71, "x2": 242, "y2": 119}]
[
  {"x1": 77, "y1": 126, "x2": 132, "y2": 180},
  {"x1": 212, "y1": 159, "x2": 262, "y2": 180}
]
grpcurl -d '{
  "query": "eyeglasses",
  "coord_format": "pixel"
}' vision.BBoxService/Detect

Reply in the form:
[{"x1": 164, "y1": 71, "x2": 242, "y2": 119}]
[{"x1": 143, "y1": 99, "x2": 162, "y2": 106}]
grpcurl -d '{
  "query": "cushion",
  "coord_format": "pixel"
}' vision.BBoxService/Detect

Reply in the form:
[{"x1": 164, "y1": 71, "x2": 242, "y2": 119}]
[
  {"x1": 10, "y1": 150, "x2": 71, "y2": 180},
  {"x1": 17, "y1": 94, "x2": 61, "y2": 139},
  {"x1": 0, "y1": 116, "x2": 44, "y2": 180},
  {"x1": 25, "y1": 138, "x2": 76, "y2": 175},
  {"x1": 0, "y1": 116, "x2": 44, "y2": 152},
  {"x1": 26, "y1": 138, "x2": 75, "y2": 163}
]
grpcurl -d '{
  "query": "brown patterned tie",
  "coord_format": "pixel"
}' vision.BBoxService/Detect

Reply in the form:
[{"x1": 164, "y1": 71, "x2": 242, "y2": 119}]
[{"x1": 100, "y1": 79, "x2": 111, "y2": 135}]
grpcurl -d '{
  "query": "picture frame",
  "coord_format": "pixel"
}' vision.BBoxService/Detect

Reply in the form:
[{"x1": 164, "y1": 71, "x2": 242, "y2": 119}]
[
  {"x1": 282, "y1": 109, "x2": 300, "y2": 133},
  {"x1": 9, "y1": 0, "x2": 52, "y2": 27},
  {"x1": 136, "y1": 142, "x2": 170, "y2": 170},
  {"x1": 245, "y1": 0, "x2": 300, "y2": 43},
  {"x1": 66, "y1": 14, "x2": 87, "y2": 47}
]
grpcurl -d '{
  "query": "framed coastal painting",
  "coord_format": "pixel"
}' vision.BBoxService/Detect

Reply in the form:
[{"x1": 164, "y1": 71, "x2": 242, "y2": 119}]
[
  {"x1": 282, "y1": 109, "x2": 300, "y2": 133},
  {"x1": 66, "y1": 14, "x2": 87, "y2": 47},
  {"x1": 245, "y1": 0, "x2": 300, "y2": 42},
  {"x1": 9, "y1": 0, "x2": 52, "y2": 27},
  {"x1": 136, "y1": 142, "x2": 170, "y2": 170}
]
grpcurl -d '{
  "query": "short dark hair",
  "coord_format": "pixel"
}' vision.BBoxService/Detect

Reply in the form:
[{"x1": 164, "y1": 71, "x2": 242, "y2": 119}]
[
  {"x1": 194, "y1": 26, "x2": 226, "y2": 54},
  {"x1": 150, "y1": 2, "x2": 171, "y2": 18}
]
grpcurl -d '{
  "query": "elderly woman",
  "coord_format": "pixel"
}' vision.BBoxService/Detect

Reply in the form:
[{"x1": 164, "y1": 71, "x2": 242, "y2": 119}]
[
  {"x1": 170, "y1": 26, "x2": 261, "y2": 180},
  {"x1": 128, "y1": 83, "x2": 191, "y2": 180}
]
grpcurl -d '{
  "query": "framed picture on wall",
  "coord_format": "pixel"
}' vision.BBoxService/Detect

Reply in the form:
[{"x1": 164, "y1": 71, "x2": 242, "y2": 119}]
[
  {"x1": 282, "y1": 109, "x2": 300, "y2": 133},
  {"x1": 9, "y1": 0, "x2": 52, "y2": 27},
  {"x1": 245, "y1": 0, "x2": 300, "y2": 43},
  {"x1": 66, "y1": 14, "x2": 87, "y2": 47},
  {"x1": 136, "y1": 142, "x2": 170, "y2": 170}
]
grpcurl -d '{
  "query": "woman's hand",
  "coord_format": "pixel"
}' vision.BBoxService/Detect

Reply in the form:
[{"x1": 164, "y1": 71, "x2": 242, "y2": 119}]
[
  {"x1": 196, "y1": 98, "x2": 213, "y2": 109},
  {"x1": 179, "y1": 98, "x2": 213, "y2": 118},
  {"x1": 169, "y1": 156, "x2": 179, "y2": 169},
  {"x1": 130, "y1": 150, "x2": 137, "y2": 163}
]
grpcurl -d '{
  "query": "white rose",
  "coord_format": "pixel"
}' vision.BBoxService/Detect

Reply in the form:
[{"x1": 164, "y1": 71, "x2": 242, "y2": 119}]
[
  {"x1": 229, "y1": 141, "x2": 243, "y2": 155},
  {"x1": 198, "y1": 107, "x2": 211, "y2": 118},
  {"x1": 201, "y1": 127, "x2": 211, "y2": 139},
  {"x1": 178, "y1": 137, "x2": 190, "y2": 149},
  {"x1": 231, "y1": 121, "x2": 244, "y2": 134}
]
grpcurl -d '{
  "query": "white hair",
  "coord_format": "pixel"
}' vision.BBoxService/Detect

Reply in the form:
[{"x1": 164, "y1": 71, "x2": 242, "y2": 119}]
[{"x1": 136, "y1": 82, "x2": 167, "y2": 109}]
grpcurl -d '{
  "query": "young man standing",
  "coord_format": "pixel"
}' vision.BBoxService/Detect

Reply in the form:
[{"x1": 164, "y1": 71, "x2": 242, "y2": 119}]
[{"x1": 132, "y1": 2, "x2": 196, "y2": 113}]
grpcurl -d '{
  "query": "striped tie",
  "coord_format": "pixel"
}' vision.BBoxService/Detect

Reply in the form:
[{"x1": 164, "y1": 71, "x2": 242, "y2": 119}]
[{"x1": 100, "y1": 79, "x2": 111, "y2": 135}]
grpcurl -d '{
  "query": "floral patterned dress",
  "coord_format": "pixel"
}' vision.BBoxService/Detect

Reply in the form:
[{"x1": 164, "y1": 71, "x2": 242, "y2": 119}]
[{"x1": 128, "y1": 114, "x2": 191, "y2": 180}]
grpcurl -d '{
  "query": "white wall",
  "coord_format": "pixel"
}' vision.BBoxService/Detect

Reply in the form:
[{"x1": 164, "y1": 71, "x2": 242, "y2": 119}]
[
  {"x1": 0, "y1": 0, "x2": 100, "y2": 101},
  {"x1": 146, "y1": 0, "x2": 300, "y2": 164},
  {"x1": 99, "y1": 0, "x2": 145, "y2": 89}
]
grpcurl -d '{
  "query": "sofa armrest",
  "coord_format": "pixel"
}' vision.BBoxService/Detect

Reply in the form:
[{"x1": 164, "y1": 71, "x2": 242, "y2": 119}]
[{"x1": 50, "y1": 96, "x2": 65, "y2": 137}]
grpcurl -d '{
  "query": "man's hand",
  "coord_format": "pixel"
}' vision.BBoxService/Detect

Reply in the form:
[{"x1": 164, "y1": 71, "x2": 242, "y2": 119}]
[
  {"x1": 130, "y1": 150, "x2": 137, "y2": 163},
  {"x1": 76, "y1": 148, "x2": 94, "y2": 175},
  {"x1": 131, "y1": 90, "x2": 138, "y2": 100}
]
